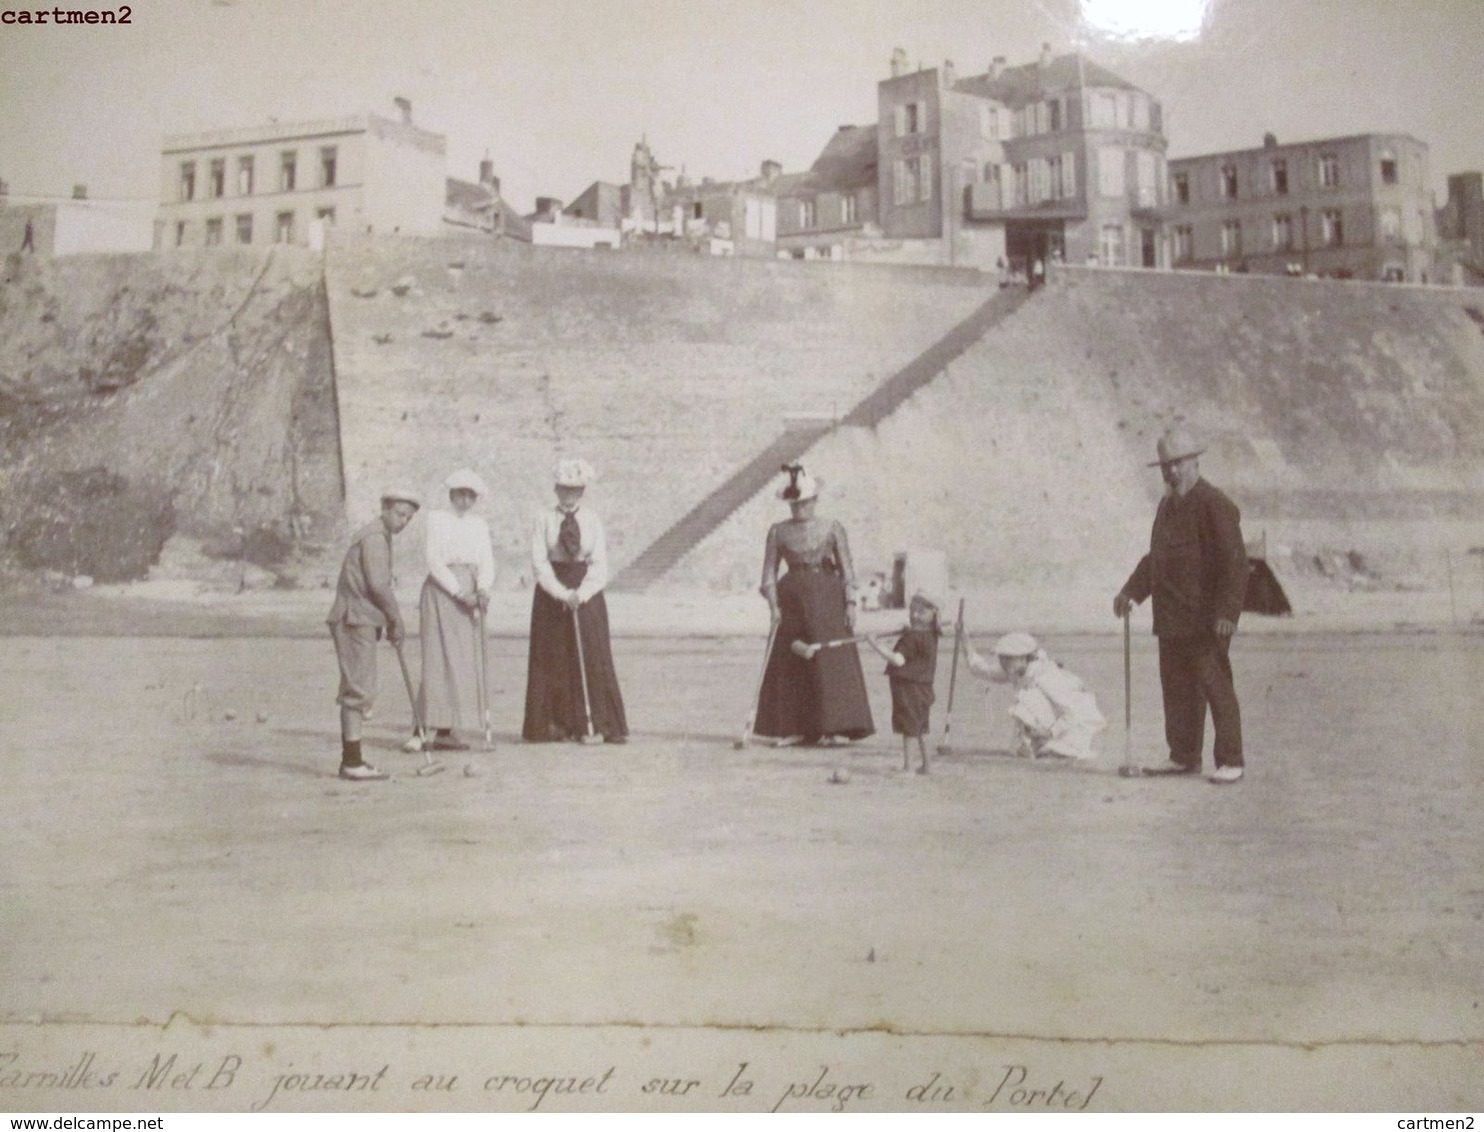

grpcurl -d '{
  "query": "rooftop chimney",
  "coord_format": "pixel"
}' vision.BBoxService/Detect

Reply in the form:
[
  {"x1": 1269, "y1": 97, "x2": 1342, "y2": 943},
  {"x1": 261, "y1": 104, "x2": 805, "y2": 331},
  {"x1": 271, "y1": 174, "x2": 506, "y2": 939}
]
[
  {"x1": 942, "y1": 58, "x2": 956, "y2": 86},
  {"x1": 1039, "y1": 42, "x2": 1052, "y2": 67},
  {"x1": 989, "y1": 55, "x2": 1006, "y2": 79},
  {"x1": 393, "y1": 96, "x2": 412, "y2": 124},
  {"x1": 1263, "y1": 131, "x2": 1278, "y2": 148},
  {"x1": 760, "y1": 159, "x2": 781, "y2": 186},
  {"x1": 479, "y1": 152, "x2": 495, "y2": 187},
  {"x1": 890, "y1": 47, "x2": 908, "y2": 78},
  {"x1": 72, "y1": 183, "x2": 87, "y2": 200}
]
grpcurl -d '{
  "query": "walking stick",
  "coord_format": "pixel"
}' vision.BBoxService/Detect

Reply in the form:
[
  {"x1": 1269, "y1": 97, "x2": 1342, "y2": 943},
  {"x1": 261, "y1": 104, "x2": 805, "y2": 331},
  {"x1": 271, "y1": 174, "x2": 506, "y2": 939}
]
[
  {"x1": 1117, "y1": 608, "x2": 1140, "y2": 778},
  {"x1": 936, "y1": 598, "x2": 966, "y2": 755},
  {"x1": 473, "y1": 604, "x2": 494, "y2": 751},
  {"x1": 393, "y1": 640, "x2": 444, "y2": 776},
  {"x1": 734, "y1": 619, "x2": 780, "y2": 749},
  {"x1": 571, "y1": 603, "x2": 599, "y2": 743}
]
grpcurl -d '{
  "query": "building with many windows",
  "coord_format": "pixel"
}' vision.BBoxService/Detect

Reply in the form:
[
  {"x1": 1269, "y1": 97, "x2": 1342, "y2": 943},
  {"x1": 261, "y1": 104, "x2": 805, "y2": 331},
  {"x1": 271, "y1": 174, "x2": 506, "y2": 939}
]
[
  {"x1": 155, "y1": 99, "x2": 446, "y2": 251},
  {"x1": 887, "y1": 46, "x2": 1170, "y2": 269},
  {"x1": 1165, "y1": 133, "x2": 1435, "y2": 282}
]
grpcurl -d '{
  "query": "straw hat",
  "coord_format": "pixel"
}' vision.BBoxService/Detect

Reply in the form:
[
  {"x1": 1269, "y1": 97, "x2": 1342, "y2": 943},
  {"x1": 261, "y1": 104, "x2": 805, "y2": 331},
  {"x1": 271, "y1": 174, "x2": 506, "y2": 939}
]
[
  {"x1": 380, "y1": 487, "x2": 422, "y2": 510},
  {"x1": 776, "y1": 463, "x2": 821, "y2": 502},
  {"x1": 443, "y1": 468, "x2": 489, "y2": 496},
  {"x1": 1147, "y1": 427, "x2": 1205, "y2": 467},
  {"x1": 993, "y1": 631, "x2": 1040, "y2": 658},
  {"x1": 554, "y1": 458, "x2": 596, "y2": 488}
]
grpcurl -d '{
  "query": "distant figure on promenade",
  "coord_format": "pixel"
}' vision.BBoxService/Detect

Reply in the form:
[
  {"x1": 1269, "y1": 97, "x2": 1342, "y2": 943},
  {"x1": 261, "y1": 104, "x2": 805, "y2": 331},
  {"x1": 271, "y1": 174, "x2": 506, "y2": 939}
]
[
  {"x1": 409, "y1": 469, "x2": 495, "y2": 752},
  {"x1": 1113, "y1": 428, "x2": 1248, "y2": 784},
  {"x1": 1028, "y1": 256, "x2": 1045, "y2": 291},
  {"x1": 20, "y1": 218, "x2": 35, "y2": 254},
  {"x1": 753, "y1": 463, "x2": 874, "y2": 747},
  {"x1": 326, "y1": 488, "x2": 421, "y2": 781},
  {"x1": 522, "y1": 459, "x2": 628, "y2": 743}
]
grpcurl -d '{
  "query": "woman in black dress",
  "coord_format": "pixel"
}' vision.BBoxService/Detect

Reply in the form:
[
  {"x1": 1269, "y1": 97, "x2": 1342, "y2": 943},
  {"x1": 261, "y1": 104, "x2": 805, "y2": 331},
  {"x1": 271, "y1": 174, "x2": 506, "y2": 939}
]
[
  {"x1": 521, "y1": 459, "x2": 628, "y2": 743},
  {"x1": 753, "y1": 463, "x2": 874, "y2": 746}
]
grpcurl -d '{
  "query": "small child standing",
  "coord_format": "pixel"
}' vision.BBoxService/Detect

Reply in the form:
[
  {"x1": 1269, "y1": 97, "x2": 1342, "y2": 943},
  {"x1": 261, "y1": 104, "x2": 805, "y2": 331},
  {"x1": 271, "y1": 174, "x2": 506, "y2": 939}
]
[
  {"x1": 966, "y1": 632, "x2": 1106, "y2": 760},
  {"x1": 868, "y1": 590, "x2": 941, "y2": 774}
]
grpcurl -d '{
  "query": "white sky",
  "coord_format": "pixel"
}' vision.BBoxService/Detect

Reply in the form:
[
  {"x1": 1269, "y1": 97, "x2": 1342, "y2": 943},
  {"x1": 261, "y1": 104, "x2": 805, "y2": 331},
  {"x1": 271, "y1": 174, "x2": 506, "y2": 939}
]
[{"x1": 0, "y1": 0, "x2": 1480, "y2": 212}]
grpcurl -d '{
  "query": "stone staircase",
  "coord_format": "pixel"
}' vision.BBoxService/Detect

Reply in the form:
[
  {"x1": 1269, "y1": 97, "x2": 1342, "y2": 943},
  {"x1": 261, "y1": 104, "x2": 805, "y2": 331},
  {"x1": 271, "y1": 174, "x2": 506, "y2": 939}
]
[{"x1": 611, "y1": 285, "x2": 1031, "y2": 591}]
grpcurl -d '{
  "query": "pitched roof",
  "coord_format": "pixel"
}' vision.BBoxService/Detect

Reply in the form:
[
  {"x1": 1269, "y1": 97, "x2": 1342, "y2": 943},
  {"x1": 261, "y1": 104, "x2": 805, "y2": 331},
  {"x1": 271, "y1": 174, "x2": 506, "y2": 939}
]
[
  {"x1": 445, "y1": 176, "x2": 495, "y2": 213},
  {"x1": 806, "y1": 125, "x2": 878, "y2": 193},
  {"x1": 953, "y1": 52, "x2": 1139, "y2": 104},
  {"x1": 444, "y1": 176, "x2": 531, "y2": 240}
]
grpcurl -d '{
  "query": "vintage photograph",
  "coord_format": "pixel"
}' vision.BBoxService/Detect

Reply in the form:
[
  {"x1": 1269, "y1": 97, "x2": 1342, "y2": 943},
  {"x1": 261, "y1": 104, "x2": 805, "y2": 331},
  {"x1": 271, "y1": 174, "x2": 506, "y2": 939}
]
[{"x1": 1, "y1": 0, "x2": 1481, "y2": 1114}]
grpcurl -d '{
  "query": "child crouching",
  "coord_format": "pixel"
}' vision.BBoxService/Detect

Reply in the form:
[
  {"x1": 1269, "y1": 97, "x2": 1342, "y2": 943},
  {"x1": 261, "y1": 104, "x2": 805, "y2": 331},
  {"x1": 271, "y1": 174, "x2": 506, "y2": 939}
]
[{"x1": 966, "y1": 632, "x2": 1105, "y2": 760}]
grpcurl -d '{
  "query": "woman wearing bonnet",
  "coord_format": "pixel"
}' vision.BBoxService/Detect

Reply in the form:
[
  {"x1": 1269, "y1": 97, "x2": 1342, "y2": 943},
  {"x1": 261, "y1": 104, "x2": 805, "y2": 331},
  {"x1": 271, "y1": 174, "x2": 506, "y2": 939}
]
[{"x1": 752, "y1": 463, "x2": 874, "y2": 746}]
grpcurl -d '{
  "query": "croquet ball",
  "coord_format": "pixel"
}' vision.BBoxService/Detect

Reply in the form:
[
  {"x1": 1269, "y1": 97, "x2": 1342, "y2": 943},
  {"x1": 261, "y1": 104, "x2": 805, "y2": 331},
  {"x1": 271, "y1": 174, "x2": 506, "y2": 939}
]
[
  {"x1": 255, "y1": 712, "x2": 269, "y2": 724},
  {"x1": 463, "y1": 762, "x2": 482, "y2": 778},
  {"x1": 223, "y1": 710, "x2": 237, "y2": 721},
  {"x1": 829, "y1": 767, "x2": 851, "y2": 785}
]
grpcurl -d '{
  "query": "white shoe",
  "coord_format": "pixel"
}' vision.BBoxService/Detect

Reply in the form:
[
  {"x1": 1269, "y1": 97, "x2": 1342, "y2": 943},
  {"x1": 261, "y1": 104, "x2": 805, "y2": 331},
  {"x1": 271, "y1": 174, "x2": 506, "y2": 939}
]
[
  {"x1": 401, "y1": 734, "x2": 424, "y2": 753},
  {"x1": 1208, "y1": 765, "x2": 1244, "y2": 784},
  {"x1": 339, "y1": 763, "x2": 389, "y2": 781}
]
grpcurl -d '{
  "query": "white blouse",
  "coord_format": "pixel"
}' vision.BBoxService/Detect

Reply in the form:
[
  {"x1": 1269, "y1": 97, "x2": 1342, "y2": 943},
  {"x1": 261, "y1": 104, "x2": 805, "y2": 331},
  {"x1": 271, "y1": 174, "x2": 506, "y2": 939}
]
[
  {"x1": 424, "y1": 509, "x2": 495, "y2": 596},
  {"x1": 531, "y1": 506, "x2": 608, "y2": 602}
]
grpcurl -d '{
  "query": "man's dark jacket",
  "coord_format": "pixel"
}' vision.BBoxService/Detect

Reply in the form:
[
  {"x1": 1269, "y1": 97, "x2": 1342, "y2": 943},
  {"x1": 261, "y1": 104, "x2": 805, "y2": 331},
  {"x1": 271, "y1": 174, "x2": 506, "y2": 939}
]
[{"x1": 1121, "y1": 478, "x2": 1247, "y2": 638}]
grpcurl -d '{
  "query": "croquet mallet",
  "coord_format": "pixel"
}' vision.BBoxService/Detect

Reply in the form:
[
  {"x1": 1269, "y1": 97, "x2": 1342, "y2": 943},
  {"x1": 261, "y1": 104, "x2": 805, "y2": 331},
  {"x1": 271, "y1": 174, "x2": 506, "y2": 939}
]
[
  {"x1": 1117, "y1": 608, "x2": 1140, "y2": 778},
  {"x1": 734, "y1": 619, "x2": 780, "y2": 749},
  {"x1": 570, "y1": 603, "x2": 600, "y2": 744},
  {"x1": 809, "y1": 628, "x2": 904, "y2": 651},
  {"x1": 473, "y1": 603, "x2": 495, "y2": 751},
  {"x1": 393, "y1": 639, "x2": 445, "y2": 776},
  {"x1": 936, "y1": 597, "x2": 966, "y2": 755}
]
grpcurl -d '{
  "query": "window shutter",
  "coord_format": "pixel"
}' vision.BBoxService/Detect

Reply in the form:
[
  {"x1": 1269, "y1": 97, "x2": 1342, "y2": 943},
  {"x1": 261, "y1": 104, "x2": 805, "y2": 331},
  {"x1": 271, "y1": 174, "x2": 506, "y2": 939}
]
[
  {"x1": 895, "y1": 105, "x2": 907, "y2": 138},
  {"x1": 1064, "y1": 150, "x2": 1078, "y2": 198}
]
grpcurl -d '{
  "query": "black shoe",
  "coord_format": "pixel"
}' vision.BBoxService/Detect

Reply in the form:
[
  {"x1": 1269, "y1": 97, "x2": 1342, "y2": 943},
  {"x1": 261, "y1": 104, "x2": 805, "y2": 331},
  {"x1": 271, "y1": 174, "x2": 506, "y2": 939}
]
[
  {"x1": 1143, "y1": 758, "x2": 1200, "y2": 776},
  {"x1": 429, "y1": 735, "x2": 470, "y2": 751},
  {"x1": 603, "y1": 734, "x2": 628, "y2": 745}
]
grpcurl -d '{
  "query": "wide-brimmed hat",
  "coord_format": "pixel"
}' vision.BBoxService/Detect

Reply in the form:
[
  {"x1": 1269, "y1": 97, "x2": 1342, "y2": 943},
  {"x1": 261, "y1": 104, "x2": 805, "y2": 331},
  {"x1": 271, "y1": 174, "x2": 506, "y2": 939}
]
[
  {"x1": 380, "y1": 486, "x2": 422, "y2": 510},
  {"x1": 993, "y1": 631, "x2": 1040, "y2": 658},
  {"x1": 554, "y1": 458, "x2": 596, "y2": 488},
  {"x1": 776, "y1": 463, "x2": 821, "y2": 502},
  {"x1": 1147, "y1": 427, "x2": 1206, "y2": 467},
  {"x1": 443, "y1": 468, "x2": 489, "y2": 496}
]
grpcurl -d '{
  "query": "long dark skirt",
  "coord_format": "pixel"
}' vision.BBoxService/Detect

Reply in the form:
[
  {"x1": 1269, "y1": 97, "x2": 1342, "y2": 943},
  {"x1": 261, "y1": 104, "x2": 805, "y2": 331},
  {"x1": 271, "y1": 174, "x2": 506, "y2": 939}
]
[
  {"x1": 522, "y1": 562, "x2": 627, "y2": 741},
  {"x1": 754, "y1": 568, "x2": 874, "y2": 741}
]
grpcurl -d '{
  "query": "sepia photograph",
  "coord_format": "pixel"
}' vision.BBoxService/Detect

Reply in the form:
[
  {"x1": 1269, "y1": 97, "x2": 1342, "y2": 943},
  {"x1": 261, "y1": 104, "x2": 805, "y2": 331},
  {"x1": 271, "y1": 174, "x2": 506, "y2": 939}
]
[{"x1": 1, "y1": 0, "x2": 1481, "y2": 1115}]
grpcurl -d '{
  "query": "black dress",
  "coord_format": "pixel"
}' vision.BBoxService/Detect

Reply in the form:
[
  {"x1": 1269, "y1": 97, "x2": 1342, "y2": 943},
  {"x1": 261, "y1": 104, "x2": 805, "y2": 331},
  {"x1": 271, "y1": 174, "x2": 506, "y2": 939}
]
[
  {"x1": 753, "y1": 516, "x2": 874, "y2": 742},
  {"x1": 887, "y1": 629, "x2": 938, "y2": 737},
  {"x1": 522, "y1": 507, "x2": 627, "y2": 741}
]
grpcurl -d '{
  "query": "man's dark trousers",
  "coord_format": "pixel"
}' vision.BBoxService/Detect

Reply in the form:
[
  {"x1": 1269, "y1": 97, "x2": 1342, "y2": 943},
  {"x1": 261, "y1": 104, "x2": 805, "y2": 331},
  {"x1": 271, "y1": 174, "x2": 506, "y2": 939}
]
[{"x1": 1158, "y1": 633, "x2": 1242, "y2": 771}]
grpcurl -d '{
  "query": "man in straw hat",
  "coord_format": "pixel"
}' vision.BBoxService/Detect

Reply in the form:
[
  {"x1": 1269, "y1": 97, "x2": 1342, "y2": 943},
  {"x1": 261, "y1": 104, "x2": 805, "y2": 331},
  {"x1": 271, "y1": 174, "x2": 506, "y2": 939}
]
[
  {"x1": 326, "y1": 487, "x2": 421, "y2": 780},
  {"x1": 1113, "y1": 427, "x2": 1248, "y2": 784}
]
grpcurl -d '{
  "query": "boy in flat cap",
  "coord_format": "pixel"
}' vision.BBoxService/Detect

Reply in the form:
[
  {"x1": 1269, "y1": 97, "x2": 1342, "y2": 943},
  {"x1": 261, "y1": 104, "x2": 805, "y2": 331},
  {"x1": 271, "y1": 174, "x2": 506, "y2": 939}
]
[
  {"x1": 1113, "y1": 428, "x2": 1248, "y2": 784},
  {"x1": 327, "y1": 488, "x2": 421, "y2": 780}
]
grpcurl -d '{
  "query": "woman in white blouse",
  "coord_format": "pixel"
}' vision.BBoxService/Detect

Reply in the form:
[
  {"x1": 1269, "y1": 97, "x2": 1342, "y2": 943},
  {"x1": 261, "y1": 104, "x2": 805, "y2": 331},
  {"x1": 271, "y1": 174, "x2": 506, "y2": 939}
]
[
  {"x1": 521, "y1": 459, "x2": 628, "y2": 743},
  {"x1": 412, "y1": 468, "x2": 495, "y2": 751}
]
